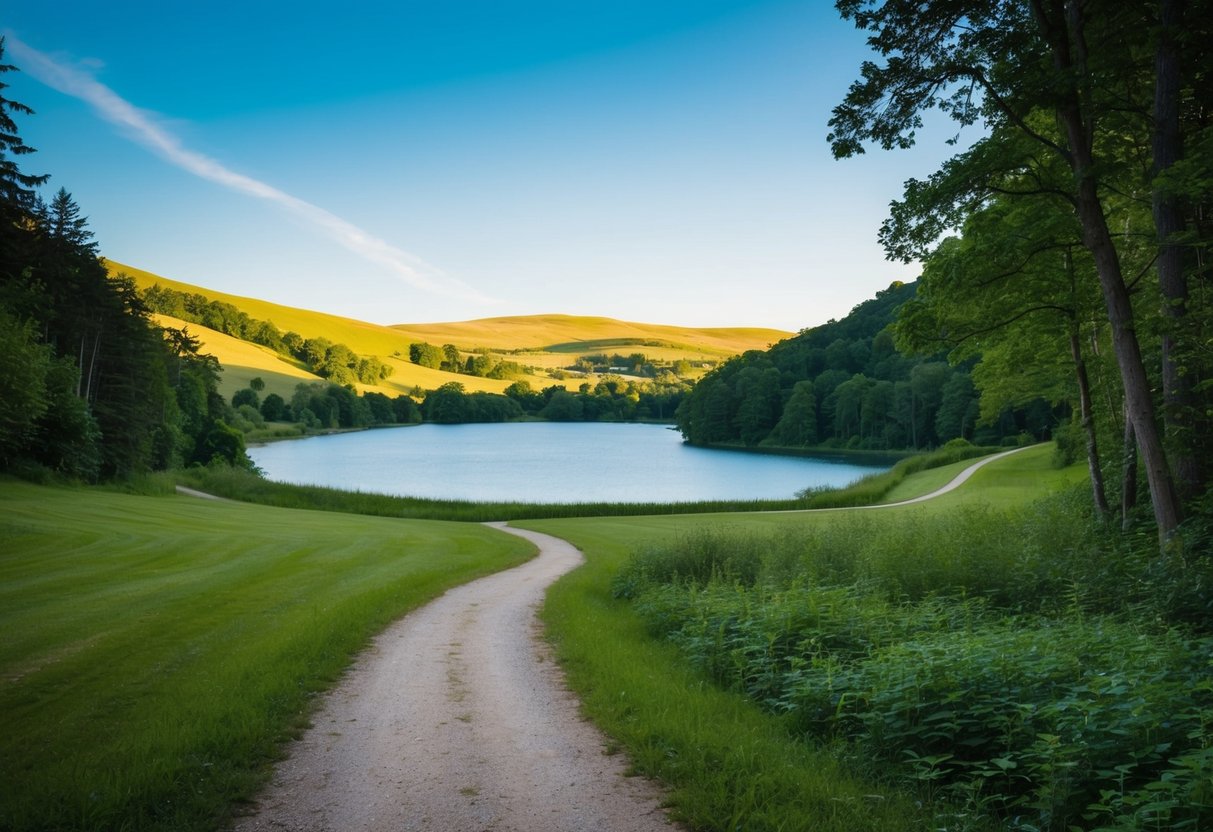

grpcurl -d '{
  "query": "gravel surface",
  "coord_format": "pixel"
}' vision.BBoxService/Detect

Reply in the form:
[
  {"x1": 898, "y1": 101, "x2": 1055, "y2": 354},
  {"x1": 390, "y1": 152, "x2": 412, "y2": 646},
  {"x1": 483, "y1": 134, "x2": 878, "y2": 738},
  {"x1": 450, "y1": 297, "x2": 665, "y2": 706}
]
[{"x1": 231, "y1": 524, "x2": 677, "y2": 832}]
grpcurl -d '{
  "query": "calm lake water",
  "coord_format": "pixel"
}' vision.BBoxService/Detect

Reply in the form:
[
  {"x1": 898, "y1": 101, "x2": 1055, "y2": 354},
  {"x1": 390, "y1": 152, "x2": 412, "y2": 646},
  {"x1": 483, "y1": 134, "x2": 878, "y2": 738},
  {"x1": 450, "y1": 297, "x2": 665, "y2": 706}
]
[{"x1": 248, "y1": 422, "x2": 887, "y2": 504}]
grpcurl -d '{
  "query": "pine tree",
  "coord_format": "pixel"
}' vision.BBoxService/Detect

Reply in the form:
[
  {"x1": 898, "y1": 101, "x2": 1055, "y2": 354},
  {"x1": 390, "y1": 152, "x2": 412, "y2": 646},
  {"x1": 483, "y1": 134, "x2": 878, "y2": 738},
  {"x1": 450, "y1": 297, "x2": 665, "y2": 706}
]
[{"x1": 0, "y1": 38, "x2": 49, "y2": 210}]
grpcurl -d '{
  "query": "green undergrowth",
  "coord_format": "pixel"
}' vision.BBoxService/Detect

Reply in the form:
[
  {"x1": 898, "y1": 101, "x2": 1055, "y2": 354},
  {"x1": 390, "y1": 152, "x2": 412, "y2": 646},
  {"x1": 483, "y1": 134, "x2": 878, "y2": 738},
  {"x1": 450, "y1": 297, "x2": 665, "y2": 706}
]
[
  {"x1": 177, "y1": 442, "x2": 1003, "y2": 521},
  {"x1": 529, "y1": 519, "x2": 936, "y2": 832},
  {"x1": 0, "y1": 479, "x2": 532, "y2": 832},
  {"x1": 601, "y1": 494, "x2": 1213, "y2": 831}
]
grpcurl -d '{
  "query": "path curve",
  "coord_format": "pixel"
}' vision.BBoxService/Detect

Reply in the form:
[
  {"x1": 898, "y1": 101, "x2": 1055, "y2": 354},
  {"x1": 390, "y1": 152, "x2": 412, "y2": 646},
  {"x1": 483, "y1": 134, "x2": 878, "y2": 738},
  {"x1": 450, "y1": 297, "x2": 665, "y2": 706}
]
[
  {"x1": 231, "y1": 524, "x2": 676, "y2": 832},
  {"x1": 773, "y1": 444, "x2": 1033, "y2": 513},
  {"x1": 225, "y1": 445, "x2": 1032, "y2": 830}
]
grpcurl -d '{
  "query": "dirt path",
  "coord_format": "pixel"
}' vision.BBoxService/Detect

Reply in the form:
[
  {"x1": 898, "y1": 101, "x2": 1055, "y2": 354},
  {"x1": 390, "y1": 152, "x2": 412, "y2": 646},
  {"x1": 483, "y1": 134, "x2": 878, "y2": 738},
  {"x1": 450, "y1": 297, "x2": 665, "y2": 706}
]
[
  {"x1": 774, "y1": 445, "x2": 1032, "y2": 514},
  {"x1": 227, "y1": 446, "x2": 1030, "y2": 830},
  {"x1": 231, "y1": 524, "x2": 676, "y2": 832}
]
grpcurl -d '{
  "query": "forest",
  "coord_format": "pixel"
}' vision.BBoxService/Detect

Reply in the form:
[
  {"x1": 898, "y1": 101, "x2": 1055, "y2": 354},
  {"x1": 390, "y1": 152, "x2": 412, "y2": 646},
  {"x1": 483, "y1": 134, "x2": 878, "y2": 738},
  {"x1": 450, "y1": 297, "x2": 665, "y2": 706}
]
[{"x1": 675, "y1": 280, "x2": 1045, "y2": 451}]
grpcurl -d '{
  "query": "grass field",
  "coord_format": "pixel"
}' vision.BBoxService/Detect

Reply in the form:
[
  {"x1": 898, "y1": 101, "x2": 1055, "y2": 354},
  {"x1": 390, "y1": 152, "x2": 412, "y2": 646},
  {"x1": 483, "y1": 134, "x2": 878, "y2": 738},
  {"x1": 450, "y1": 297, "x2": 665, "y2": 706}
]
[
  {"x1": 0, "y1": 480, "x2": 533, "y2": 832},
  {"x1": 1, "y1": 447, "x2": 1093, "y2": 831}
]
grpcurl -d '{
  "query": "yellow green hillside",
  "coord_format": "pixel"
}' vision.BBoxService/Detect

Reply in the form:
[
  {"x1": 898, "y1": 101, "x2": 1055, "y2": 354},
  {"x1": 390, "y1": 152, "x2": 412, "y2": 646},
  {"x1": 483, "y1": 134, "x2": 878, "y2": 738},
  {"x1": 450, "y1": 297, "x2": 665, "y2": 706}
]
[
  {"x1": 388, "y1": 314, "x2": 789, "y2": 356},
  {"x1": 111, "y1": 261, "x2": 791, "y2": 398}
]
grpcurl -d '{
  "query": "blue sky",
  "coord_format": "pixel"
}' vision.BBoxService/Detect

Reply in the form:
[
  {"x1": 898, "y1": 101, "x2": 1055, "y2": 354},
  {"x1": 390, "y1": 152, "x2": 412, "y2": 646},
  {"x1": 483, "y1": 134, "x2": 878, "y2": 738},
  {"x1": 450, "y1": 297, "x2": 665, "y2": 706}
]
[{"x1": 3, "y1": 1, "x2": 962, "y2": 331}]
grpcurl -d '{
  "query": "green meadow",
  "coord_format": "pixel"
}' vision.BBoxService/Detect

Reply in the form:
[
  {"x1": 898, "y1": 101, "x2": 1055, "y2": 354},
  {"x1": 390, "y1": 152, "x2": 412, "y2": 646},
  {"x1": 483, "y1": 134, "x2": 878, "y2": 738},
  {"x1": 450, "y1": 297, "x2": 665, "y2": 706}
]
[
  {"x1": 0, "y1": 480, "x2": 532, "y2": 832},
  {"x1": 5, "y1": 447, "x2": 1208, "y2": 832}
]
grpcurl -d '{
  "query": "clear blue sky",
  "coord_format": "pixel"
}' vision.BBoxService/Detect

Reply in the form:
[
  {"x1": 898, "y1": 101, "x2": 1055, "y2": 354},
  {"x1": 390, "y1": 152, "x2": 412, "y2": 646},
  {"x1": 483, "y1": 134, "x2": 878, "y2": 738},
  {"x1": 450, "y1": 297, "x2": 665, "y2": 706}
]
[{"x1": 3, "y1": 1, "x2": 960, "y2": 331}]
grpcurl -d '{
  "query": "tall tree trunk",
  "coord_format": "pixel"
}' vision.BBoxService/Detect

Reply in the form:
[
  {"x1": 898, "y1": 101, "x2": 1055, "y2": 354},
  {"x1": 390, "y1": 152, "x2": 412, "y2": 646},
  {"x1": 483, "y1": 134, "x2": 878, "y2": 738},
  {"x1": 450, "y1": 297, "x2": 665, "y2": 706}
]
[
  {"x1": 1153, "y1": 0, "x2": 1200, "y2": 496},
  {"x1": 1043, "y1": 2, "x2": 1183, "y2": 545},
  {"x1": 1073, "y1": 179, "x2": 1182, "y2": 542},
  {"x1": 1069, "y1": 323, "x2": 1110, "y2": 518}
]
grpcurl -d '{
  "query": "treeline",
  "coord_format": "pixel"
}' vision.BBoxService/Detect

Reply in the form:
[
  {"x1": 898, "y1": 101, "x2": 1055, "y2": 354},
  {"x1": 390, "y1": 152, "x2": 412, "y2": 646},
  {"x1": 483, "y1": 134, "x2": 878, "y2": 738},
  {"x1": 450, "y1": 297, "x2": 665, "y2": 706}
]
[
  {"x1": 142, "y1": 283, "x2": 392, "y2": 385},
  {"x1": 228, "y1": 380, "x2": 421, "y2": 433},
  {"x1": 0, "y1": 46, "x2": 254, "y2": 477},
  {"x1": 227, "y1": 373, "x2": 686, "y2": 435},
  {"x1": 570, "y1": 351, "x2": 701, "y2": 379},
  {"x1": 677, "y1": 282, "x2": 1043, "y2": 451},
  {"x1": 425, "y1": 376, "x2": 686, "y2": 423},
  {"x1": 406, "y1": 341, "x2": 527, "y2": 380}
]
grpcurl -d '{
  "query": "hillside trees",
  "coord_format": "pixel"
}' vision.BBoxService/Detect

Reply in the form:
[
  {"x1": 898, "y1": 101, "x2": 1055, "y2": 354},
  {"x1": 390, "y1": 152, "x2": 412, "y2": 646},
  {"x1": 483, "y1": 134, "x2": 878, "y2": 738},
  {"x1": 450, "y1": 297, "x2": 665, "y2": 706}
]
[
  {"x1": 140, "y1": 283, "x2": 393, "y2": 385},
  {"x1": 829, "y1": 0, "x2": 1213, "y2": 541},
  {"x1": 675, "y1": 282, "x2": 1025, "y2": 450}
]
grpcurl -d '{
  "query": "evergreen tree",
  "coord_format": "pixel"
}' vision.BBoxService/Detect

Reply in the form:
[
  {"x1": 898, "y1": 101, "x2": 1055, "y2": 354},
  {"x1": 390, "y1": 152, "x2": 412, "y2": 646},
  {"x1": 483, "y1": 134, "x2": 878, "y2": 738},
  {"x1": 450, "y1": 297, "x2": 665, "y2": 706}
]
[{"x1": 0, "y1": 39, "x2": 48, "y2": 210}]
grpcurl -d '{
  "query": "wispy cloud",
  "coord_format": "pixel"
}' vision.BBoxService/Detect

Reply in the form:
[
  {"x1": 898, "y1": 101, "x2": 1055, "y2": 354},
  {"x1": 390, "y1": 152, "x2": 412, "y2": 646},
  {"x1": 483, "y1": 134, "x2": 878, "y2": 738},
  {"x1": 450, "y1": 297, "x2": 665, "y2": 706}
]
[{"x1": 4, "y1": 33, "x2": 496, "y2": 306}]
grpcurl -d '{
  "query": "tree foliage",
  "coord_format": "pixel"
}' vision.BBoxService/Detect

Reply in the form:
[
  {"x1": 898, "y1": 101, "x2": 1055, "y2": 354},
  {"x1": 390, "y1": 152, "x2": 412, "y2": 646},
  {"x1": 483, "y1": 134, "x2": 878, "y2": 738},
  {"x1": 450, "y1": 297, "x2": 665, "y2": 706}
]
[
  {"x1": 830, "y1": 0, "x2": 1213, "y2": 542},
  {"x1": 676, "y1": 282, "x2": 1040, "y2": 450}
]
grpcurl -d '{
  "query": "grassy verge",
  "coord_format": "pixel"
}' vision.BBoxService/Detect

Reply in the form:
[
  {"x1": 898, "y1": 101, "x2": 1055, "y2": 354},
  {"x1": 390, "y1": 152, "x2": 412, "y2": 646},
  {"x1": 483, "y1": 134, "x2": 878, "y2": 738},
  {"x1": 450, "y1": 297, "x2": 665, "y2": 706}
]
[
  {"x1": 0, "y1": 479, "x2": 532, "y2": 832},
  {"x1": 517, "y1": 448, "x2": 1100, "y2": 831}
]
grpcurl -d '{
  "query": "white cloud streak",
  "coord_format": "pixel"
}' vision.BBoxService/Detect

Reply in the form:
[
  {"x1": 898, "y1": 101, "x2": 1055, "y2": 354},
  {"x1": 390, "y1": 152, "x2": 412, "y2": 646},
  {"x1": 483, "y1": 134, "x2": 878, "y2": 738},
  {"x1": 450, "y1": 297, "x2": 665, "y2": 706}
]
[{"x1": 4, "y1": 33, "x2": 497, "y2": 306}]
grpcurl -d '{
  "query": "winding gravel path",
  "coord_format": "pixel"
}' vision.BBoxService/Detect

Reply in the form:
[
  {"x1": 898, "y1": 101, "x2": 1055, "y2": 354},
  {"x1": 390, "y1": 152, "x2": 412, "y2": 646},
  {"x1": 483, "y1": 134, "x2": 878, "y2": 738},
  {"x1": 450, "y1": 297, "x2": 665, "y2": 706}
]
[
  {"x1": 231, "y1": 524, "x2": 676, "y2": 832},
  {"x1": 228, "y1": 446, "x2": 1030, "y2": 831}
]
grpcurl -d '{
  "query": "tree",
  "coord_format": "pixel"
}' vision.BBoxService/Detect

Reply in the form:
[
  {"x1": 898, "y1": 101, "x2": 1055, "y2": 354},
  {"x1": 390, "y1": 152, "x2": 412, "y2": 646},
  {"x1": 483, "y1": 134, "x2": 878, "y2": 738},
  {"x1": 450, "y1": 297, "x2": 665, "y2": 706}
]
[
  {"x1": 0, "y1": 310, "x2": 51, "y2": 461},
  {"x1": 541, "y1": 390, "x2": 584, "y2": 421},
  {"x1": 829, "y1": 1, "x2": 1191, "y2": 541},
  {"x1": 424, "y1": 382, "x2": 470, "y2": 423},
  {"x1": 732, "y1": 366, "x2": 782, "y2": 446},
  {"x1": 767, "y1": 380, "x2": 818, "y2": 446},
  {"x1": 935, "y1": 373, "x2": 978, "y2": 444},
  {"x1": 0, "y1": 39, "x2": 49, "y2": 210},
  {"x1": 392, "y1": 394, "x2": 421, "y2": 424},
  {"x1": 897, "y1": 195, "x2": 1114, "y2": 515},
  {"x1": 409, "y1": 342, "x2": 443, "y2": 369},
  {"x1": 260, "y1": 392, "x2": 287, "y2": 422},
  {"x1": 232, "y1": 388, "x2": 260, "y2": 409},
  {"x1": 301, "y1": 337, "x2": 332, "y2": 369}
]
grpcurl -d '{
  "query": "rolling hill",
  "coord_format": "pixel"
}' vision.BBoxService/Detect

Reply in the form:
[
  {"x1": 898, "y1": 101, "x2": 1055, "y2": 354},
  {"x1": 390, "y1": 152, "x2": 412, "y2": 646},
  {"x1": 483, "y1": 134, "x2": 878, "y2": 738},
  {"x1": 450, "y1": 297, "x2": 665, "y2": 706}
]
[{"x1": 109, "y1": 261, "x2": 792, "y2": 398}]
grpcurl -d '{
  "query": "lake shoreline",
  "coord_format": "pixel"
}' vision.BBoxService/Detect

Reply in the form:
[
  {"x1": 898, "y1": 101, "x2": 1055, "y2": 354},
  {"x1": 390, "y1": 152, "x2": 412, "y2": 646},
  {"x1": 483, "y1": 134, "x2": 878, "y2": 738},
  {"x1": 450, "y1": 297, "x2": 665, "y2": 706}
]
[{"x1": 248, "y1": 422, "x2": 890, "y2": 504}]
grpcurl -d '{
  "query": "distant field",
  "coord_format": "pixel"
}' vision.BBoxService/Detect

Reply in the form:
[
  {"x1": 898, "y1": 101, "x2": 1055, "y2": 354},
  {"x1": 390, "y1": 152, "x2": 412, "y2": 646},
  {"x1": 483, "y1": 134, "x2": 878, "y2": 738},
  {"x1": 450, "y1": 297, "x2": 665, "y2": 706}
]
[
  {"x1": 112, "y1": 261, "x2": 790, "y2": 398},
  {"x1": 387, "y1": 314, "x2": 789, "y2": 356}
]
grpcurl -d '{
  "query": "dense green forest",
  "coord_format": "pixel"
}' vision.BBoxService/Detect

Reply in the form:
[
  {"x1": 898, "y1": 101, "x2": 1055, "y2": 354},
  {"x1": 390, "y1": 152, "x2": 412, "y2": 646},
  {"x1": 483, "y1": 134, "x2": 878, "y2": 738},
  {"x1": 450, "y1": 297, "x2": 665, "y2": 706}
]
[{"x1": 676, "y1": 281, "x2": 1044, "y2": 451}]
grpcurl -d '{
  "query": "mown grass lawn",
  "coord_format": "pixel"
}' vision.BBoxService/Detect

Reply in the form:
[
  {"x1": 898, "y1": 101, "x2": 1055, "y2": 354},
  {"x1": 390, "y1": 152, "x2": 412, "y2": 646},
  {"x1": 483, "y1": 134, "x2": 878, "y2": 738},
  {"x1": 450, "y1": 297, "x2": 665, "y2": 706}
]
[{"x1": 0, "y1": 480, "x2": 533, "y2": 832}]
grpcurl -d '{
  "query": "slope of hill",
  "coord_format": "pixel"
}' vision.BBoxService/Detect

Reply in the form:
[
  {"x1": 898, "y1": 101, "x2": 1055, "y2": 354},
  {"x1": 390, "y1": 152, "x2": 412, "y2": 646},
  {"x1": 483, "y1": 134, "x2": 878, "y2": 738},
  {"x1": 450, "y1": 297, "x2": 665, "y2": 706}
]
[
  {"x1": 110, "y1": 261, "x2": 791, "y2": 397},
  {"x1": 389, "y1": 314, "x2": 789, "y2": 357}
]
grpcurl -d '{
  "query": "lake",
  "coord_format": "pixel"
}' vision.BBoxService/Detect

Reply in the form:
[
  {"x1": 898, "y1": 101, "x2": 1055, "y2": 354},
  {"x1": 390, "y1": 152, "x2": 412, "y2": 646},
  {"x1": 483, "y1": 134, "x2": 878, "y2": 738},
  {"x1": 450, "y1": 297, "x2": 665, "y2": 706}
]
[{"x1": 249, "y1": 422, "x2": 887, "y2": 504}]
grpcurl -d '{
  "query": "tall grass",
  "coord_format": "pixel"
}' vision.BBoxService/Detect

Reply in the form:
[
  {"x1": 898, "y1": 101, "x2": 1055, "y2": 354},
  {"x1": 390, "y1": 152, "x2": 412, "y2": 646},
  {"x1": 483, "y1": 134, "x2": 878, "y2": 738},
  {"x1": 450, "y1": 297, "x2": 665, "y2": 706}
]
[
  {"x1": 534, "y1": 521, "x2": 936, "y2": 832},
  {"x1": 603, "y1": 491, "x2": 1213, "y2": 831},
  {"x1": 0, "y1": 479, "x2": 532, "y2": 832}
]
